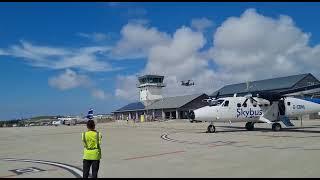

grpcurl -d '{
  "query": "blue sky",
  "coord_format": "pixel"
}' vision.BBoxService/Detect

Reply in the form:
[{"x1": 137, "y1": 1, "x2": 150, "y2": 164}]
[{"x1": 1, "y1": 2, "x2": 320, "y2": 120}]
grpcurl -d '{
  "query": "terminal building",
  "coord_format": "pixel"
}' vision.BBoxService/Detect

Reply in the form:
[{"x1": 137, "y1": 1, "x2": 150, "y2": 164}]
[
  {"x1": 211, "y1": 73, "x2": 320, "y2": 98},
  {"x1": 112, "y1": 75, "x2": 208, "y2": 121},
  {"x1": 113, "y1": 73, "x2": 320, "y2": 121}
]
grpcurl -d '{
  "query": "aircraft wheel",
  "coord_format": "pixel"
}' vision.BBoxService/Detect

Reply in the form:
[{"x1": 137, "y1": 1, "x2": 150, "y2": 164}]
[
  {"x1": 207, "y1": 125, "x2": 216, "y2": 133},
  {"x1": 245, "y1": 122, "x2": 254, "y2": 131},
  {"x1": 272, "y1": 123, "x2": 282, "y2": 131}
]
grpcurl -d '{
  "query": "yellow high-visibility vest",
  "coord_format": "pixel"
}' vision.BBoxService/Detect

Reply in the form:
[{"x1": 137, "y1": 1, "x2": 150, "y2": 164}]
[{"x1": 82, "y1": 130, "x2": 102, "y2": 160}]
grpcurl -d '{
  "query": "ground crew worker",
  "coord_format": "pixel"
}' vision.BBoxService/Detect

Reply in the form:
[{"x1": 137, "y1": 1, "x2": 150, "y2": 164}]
[{"x1": 82, "y1": 120, "x2": 102, "y2": 178}]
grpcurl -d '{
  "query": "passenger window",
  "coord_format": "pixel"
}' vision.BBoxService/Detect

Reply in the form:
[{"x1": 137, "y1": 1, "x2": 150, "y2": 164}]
[
  {"x1": 223, "y1": 101, "x2": 229, "y2": 107},
  {"x1": 253, "y1": 104, "x2": 257, "y2": 107},
  {"x1": 287, "y1": 102, "x2": 291, "y2": 106},
  {"x1": 243, "y1": 103, "x2": 247, "y2": 107},
  {"x1": 258, "y1": 104, "x2": 262, "y2": 107},
  {"x1": 237, "y1": 103, "x2": 241, "y2": 107}
]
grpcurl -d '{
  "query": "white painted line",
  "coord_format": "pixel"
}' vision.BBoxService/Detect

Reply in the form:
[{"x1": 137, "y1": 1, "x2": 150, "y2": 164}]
[{"x1": 0, "y1": 158, "x2": 83, "y2": 178}]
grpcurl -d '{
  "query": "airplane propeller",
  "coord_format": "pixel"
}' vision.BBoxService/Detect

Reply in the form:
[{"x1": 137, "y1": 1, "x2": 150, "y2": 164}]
[
  {"x1": 242, "y1": 81, "x2": 258, "y2": 106},
  {"x1": 214, "y1": 91, "x2": 220, "y2": 100},
  {"x1": 242, "y1": 94, "x2": 258, "y2": 106},
  {"x1": 256, "y1": 91, "x2": 283, "y2": 102},
  {"x1": 202, "y1": 91, "x2": 220, "y2": 105}
]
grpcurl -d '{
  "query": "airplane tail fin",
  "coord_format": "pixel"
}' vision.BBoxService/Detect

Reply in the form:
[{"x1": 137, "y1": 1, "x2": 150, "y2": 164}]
[{"x1": 86, "y1": 108, "x2": 94, "y2": 120}]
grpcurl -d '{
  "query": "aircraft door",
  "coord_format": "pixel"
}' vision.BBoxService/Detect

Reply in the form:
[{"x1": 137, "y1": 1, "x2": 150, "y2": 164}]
[
  {"x1": 278, "y1": 99, "x2": 285, "y2": 116},
  {"x1": 219, "y1": 100, "x2": 230, "y2": 120}
]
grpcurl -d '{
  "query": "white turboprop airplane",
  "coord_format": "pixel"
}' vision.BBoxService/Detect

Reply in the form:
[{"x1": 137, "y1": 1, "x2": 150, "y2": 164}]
[
  {"x1": 52, "y1": 119, "x2": 63, "y2": 126},
  {"x1": 188, "y1": 84, "x2": 320, "y2": 133},
  {"x1": 52, "y1": 108, "x2": 94, "y2": 126}
]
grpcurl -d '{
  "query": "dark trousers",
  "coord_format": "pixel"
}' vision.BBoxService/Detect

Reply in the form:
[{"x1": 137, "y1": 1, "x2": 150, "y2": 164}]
[{"x1": 83, "y1": 159, "x2": 100, "y2": 178}]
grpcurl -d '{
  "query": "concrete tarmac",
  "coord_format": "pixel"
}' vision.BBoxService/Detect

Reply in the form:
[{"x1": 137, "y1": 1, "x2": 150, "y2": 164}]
[{"x1": 1, "y1": 119, "x2": 320, "y2": 178}]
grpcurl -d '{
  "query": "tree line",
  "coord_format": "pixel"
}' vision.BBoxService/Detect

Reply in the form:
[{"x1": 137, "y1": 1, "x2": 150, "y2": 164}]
[{"x1": 0, "y1": 120, "x2": 25, "y2": 127}]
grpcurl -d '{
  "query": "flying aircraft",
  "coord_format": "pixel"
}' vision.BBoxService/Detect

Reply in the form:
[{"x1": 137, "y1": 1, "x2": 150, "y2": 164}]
[
  {"x1": 188, "y1": 83, "x2": 320, "y2": 133},
  {"x1": 181, "y1": 80, "x2": 195, "y2": 86}
]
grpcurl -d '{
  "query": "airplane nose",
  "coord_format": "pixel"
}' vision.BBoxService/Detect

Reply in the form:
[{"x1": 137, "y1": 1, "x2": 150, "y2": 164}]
[{"x1": 188, "y1": 110, "x2": 195, "y2": 120}]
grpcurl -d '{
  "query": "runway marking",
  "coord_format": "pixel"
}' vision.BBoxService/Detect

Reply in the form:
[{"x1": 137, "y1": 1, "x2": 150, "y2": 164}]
[
  {"x1": 0, "y1": 168, "x2": 58, "y2": 178},
  {"x1": 161, "y1": 133, "x2": 241, "y2": 147},
  {"x1": 123, "y1": 150, "x2": 185, "y2": 160},
  {"x1": 161, "y1": 133, "x2": 320, "y2": 151},
  {"x1": 0, "y1": 158, "x2": 83, "y2": 178},
  {"x1": 10, "y1": 166, "x2": 45, "y2": 175}
]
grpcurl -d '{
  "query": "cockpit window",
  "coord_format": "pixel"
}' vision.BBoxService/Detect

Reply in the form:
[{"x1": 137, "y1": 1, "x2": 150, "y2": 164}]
[
  {"x1": 223, "y1": 100, "x2": 229, "y2": 107},
  {"x1": 209, "y1": 99, "x2": 225, "y2": 106}
]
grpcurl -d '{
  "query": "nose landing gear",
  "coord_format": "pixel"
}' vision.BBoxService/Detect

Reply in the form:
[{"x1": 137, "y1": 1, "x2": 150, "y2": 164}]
[{"x1": 207, "y1": 122, "x2": 216, "y2": 133}]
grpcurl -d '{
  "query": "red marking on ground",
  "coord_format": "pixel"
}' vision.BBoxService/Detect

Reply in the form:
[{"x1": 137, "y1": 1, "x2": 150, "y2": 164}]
[{"x1": 123, "y1": 150, "x2": 185, "y2": 160}]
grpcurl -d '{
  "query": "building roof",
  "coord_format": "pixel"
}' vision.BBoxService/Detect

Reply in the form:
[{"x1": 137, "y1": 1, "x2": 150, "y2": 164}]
[
  {"x1": 114, "y1": 102, "x2": 145, "y2": 112},
  {"x1": 211, "y1": 73, "x2": 316, "y2": 97},
  {"x1": 145, "y1": 93, "x2": 204, "y2": 110},
  {"x1": 113, "y1": 93, "x2": 206, "y2": 113}
]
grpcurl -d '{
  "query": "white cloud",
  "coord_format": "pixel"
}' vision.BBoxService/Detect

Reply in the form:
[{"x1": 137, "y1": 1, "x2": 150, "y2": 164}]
[
  {"x1": 77, "y1": 32, "x2": 108, "y2": 42},
  {"x1": 209, "y1": 8, "x2": 318, "y2": 84},
  {"x1": 191, "y1": 17, "x2": 214, "y2": 32},
  {"x1": 115, "y1": 26, "x2": 218, "y2": 99},
  {"x1": 5, "y1": 8, "x2": 320, "y2": 104},
  {"x1": 48, "y1": 69, "x2": 90, "y2": 90},
  {"x1": 115, "y1": 75, "x2": 139, "y2": 101},
  {"x1": 115, "y1": 9, "x2": 320, "y2": 101},
  {"x1": 49, "y1": 69, "x2": 109, "y2": 100},
  {"x1": 0, "y1": 40, "x2": 114, "y2": 72},
  {"x1": 111, "y1": 22, "x2": 171, "y2": 59},
  {"x1": 144, "y1": 26, "x2": 217, "y2": 97}
]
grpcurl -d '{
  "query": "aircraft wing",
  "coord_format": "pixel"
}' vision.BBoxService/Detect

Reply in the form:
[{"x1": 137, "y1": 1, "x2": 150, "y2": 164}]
[
  {"x1": 249, "y1": 83, "x2": 320, "y2": 101},
  {"x1": 278, "y1": 83, "x2": 320, "y2": 96}
]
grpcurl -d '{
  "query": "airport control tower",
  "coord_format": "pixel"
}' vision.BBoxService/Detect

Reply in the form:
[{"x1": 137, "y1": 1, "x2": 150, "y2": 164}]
[{"x1": 137, "y1": 75, "x2": 166, "y2": 106}]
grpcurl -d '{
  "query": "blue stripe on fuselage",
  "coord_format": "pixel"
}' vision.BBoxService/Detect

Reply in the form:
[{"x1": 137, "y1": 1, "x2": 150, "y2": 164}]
[{"x1": 303, "y1": 97, "x2": 320, "y2": 104}]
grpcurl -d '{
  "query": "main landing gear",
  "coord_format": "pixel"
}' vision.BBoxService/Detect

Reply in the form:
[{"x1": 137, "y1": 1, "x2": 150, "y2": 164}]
[
  {"x1": 207, "y1": 121, "x2": 282, "y2": 133},
  {"x1": 245, "y1": 122, "x2": 282, "y2": 131},
  {"x1": 207, "y1": 122, "x2": 216, "y2": 133},
  {"x1": 272, "y1": 123, "x2": 282, "y2": 131},
  {"x1": 245, "y1": 122, "x2": 255, "y2": 131}
]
